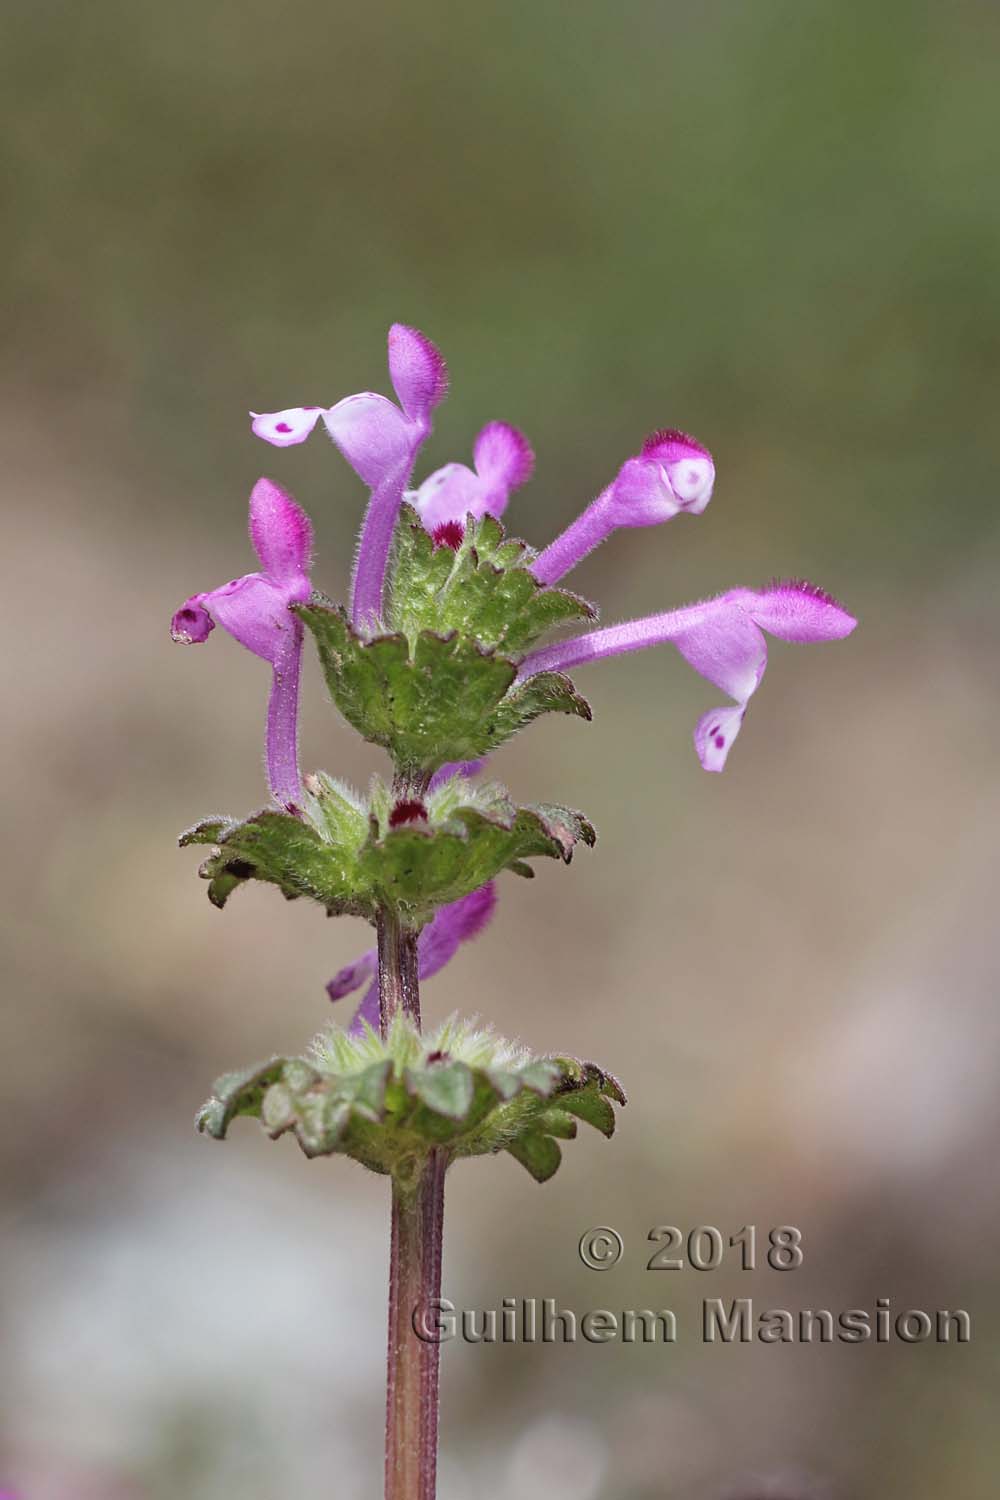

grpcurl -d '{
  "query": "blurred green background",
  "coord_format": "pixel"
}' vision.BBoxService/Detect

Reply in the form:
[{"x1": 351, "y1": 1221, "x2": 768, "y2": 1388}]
[{"x1": 3, "y1": 0, "x2": 999, "y2": 1495}]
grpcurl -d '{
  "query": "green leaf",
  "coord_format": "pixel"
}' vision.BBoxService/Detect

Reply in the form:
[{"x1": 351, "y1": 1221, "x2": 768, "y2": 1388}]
[
  {"x1": 360, "y1": 792, "x2": 597, "y2": 919},
  {"x1": 196, "y1": 1016, "x2": 625, "y2": 1185},
  {"x1": 407, "y1": 1061, "x2": 475, "y2": 1120},
  {"x1": 182, "y1": 775, "x2": 595, "y2": 923},
  {"x1": 387, "y1": 506, "x2": 596, "y2": 656},
  {"x1": 554, "y1": 1057, "x2": 628, "y2": 1107},
  {"x1": 191, "y1": 807, "x2": 370, "y2": 914},
  {"x1": 518, "y1": 1060, "x2": 562, "y2": 1095},
  {"x1": 297, "y1": 600, "x2": 520, "y2": 769},
  {"x1": 296, "y1": 510, "x2": 596, "y2": 772},
  {"x1": 558, "y1": 1090, "x2": 617, "y2": 1138},
  {"x1": 483, "y1": 672, "x2": 592, "y2": 748},
  {"x1": 506, "y1": 1132, "x2": 563, "y2": 1183},
  {"x1": 536, "y1": 1107, "x2": 578, "y2": 1140},
  {"x1": 179, "y1": 816, "x2": 238, "y2": 848},
  {"x1": 196, "y1": 1058, "x2": 287, "y2": 1139}
]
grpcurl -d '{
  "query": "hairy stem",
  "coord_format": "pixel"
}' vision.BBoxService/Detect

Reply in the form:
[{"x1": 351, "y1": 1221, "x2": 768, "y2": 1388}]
[
  {"x1": 377, "y1": 908, "x2": 421, "y2": 1032},
  {"x1": 378, "y1": 903, "x2": 444, "y2": 1500},
  {"x1": 385, "y1": 1152, "x2": 446, "y2": 1500}
]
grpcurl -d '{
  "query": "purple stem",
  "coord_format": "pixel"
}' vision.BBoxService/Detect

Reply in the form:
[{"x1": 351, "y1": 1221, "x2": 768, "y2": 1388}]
[
  {"x1": 385, "y1": 1152, "x2": 446, "y2": 1500},
  {"x1": 377, "y1": 907, "x2": 421, "y2": 1031},
  {"x1": 266, "y1": 625, "x2": 304, "y2": 809},
  {"x1": 378, "y1": 904, "x2": 444, "y2": 1500},
  {"x1": 531, "y1": 486, "x2": 614, "y2": 585},
  {"x1": 351, "y1": 456, "x2": 416, "y2": 628}
]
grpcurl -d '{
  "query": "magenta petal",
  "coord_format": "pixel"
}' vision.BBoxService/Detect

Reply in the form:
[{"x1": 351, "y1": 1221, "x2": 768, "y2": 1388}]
[
  {"x1": 473, "y1": 420, "x2": 534, "y2": 493},
  {"x1": 171, "y1": 596, "x2": 214, "y2": 643},
  {"x1": 248, "y1": 477, "x2": 313, "y2": 585},
  {"x1": 609, "y1": 457, "x2": 680, "y2": 524},
  {"x1": 414, "y1": 423, "x2": 534, "y2": 532},
  {"x1": 428, "y1": 759, "x2": 488, "y2": 790},
  {"x1": 417, "y1": 882, "x2": 498, "y2": 982},
  {"x1": 733, "y1": 580, "x2": 858, "y2": 642},
  {"x1": 642, "y1": 430, "x2": 715, "y2": 514},
  {"x1": 200, "y1": 572, "x2": 291, "y2": 662},
  {"x1": 349, "y1": 978, "x2": 381, "y2": 1035},
  {"x1": 694, "y1": 704, "x2": 746, "y2": 772},
  {"x1": 327, "y1": 946, "x2": 377, "y2": 1001},
  {"x1": 642, "y1": 429, "x2": 712, "y2": 466},
  {"x1": 387, "y1": 324, "x2": 448, "y2": 427},
  {"x1": 323, "y1": 392, "x2": 414, "y2": 489},
  {"x1": 671, "y1": 604, "x2": 768, "y2": 704},
  {"x1": 412, "y1": 462, "x2": 481, "y2": 531},
  {"x1": 250, "y1": 406, "x2": 324, "y2": 447}
]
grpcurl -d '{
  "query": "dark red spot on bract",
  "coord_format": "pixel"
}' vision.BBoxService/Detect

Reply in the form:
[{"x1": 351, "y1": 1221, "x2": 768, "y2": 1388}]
[
  {"x1": 275, "y1": 421, "x2": 293, "y2": 434},
  {"x1": 389, "y1": 799, "x2": 429, "y2": 827},
  {"x1": 432, "y1": 520, "x2": 465, "y2": 551},
  {"x1": 425, "y1": 1049, "x2": 451, "y2": 1064}
]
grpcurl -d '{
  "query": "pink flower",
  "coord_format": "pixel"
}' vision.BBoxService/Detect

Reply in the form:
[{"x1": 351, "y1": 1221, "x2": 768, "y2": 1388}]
[
  {"x1": 518, "y1": 580, "x2": 856, "y2": 771},
  {"x1": 531, "y1": 429, "x2": 715, "y2": 585},
  {"x1": 245, "y1": 325, "x2": 853, "y2": 777},
  {"x1": 171, "y1": 478, "x2": 313, "y2": 808},
  {"x1": 251, "y1": 324, "x2": 447, "y2": 627},
  {"x1": 410, "y1": 421, "x2": 534, "y2": 540}
]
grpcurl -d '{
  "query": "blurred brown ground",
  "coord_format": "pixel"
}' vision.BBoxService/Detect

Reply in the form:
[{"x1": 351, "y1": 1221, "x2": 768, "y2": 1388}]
[{"x1": 2, "y1": 1, "x2": 999, "y2": 1496}]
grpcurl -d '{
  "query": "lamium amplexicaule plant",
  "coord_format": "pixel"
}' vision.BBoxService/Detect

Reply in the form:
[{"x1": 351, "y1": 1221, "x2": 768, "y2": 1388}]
[{"x1": 172, "y1": 324, "x2": 856, "y2": 1499}]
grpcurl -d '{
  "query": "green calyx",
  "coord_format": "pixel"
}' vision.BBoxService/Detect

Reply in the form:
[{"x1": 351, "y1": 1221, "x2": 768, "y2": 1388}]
[
  {"x1": 181, "y1": 772, "x2": 595, "y2": 925},
  {"x1": 295, "y1": 507, "x2": 594, "y2": 773},
  {"x1": 197, "y1": 1014, "x2": 626, "y2": 1184}
]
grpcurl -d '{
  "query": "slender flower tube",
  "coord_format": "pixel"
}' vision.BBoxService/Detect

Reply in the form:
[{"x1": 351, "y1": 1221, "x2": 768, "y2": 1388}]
[
  {"x1": 518, "y1": 580, "x2": 856, "y2": 771},
  {"x1": 170, "y1": 478, "x2": 313, "y2": 809},
  {"x1": 251, "y1": 324, "x2": 447, "y2": 628},
  {"x1": 328, "y1": 882, "x2": 498, "y2": 1032},
  {"x1": 532, "y1": 429, "x2": 715, "y2": 585},
  {"x1": 410, "y1": 421, "x2": 534, "y2": 541}
]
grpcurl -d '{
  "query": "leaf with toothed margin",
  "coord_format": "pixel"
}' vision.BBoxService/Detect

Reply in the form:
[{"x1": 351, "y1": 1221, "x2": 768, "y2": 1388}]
[
  {"x1": 185, "y1": 807, "x2": 372, "y2": 914},
  {"x1": 554, "y1": 1057, "x2": 628, "y2": 1106},
  {"x1": 179, "y1": 817, "x2": 238, "y2": 848},
  {"x1": 556, "y1": 1090, "x2": 617, "y2": 1138},
  {"x1": 387, "y1": 506, "x2": 597, "y2": 655},
  {"x1": 358, "y1": 793, "x2": 596, "y2": 920},
  {"x1": 297, "y1": 579, "x2": 592, "y2": 773},
  {"x1": 483, "y1": 672, "x2": 592, "y2": 748},
  {"x1": 296, "y1": 599, "x2": 521, "y2": 769},
  {"x1": 196, "y1": 1058, "x2": 286, "y2": 1139},
  {"x1": 180, "y1": 777, "x2": 595, "y2": 922},
  {"x1": 195, "y1": 1017, "x2": 625, "y2": 1181}
]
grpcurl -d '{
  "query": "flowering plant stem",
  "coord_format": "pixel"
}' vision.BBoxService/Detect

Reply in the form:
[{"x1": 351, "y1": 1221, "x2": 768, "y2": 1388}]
[{"x1": 378, "y1": 904, "x2": 445, "y2": 1499}]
